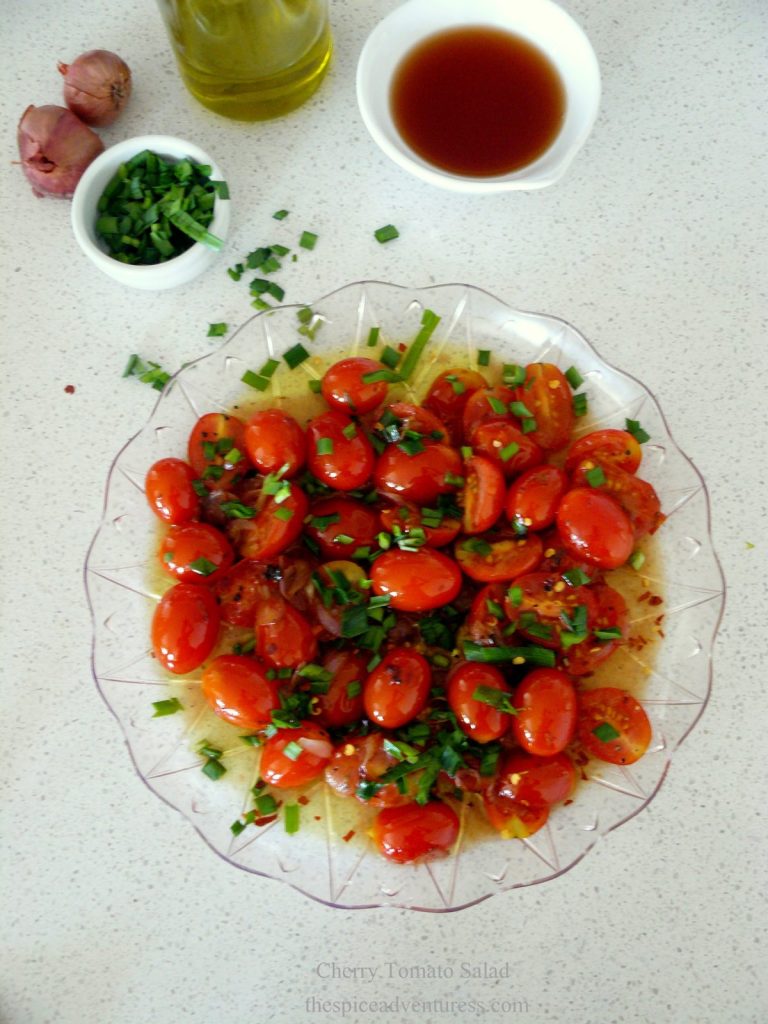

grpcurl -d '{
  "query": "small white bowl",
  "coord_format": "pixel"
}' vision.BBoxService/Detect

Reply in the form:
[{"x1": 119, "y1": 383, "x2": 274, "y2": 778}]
[
  {"x1": 71, "y1": 135, "x2": 231, "y2": 290},
  {"x1": 356, "y1": 0, "x2": 601, "y2": 193}
]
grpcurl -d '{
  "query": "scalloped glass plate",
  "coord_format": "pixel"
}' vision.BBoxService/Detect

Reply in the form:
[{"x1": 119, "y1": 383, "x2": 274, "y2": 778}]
[{"x1": 85, "y1": 281, "x2": 724, "y2": 911}]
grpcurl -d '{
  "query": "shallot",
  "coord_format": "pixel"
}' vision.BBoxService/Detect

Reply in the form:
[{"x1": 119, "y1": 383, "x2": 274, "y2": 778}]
[
  {"x1": 58, "y1": 49, "x2": 132, "y2": 127},
  {"x1": 17, "y1": 104, "x2": 104, "y2": 198}
]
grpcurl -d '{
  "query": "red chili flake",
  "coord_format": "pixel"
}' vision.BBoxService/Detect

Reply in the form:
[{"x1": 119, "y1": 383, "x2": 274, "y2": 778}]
[
  {"x1": 638, "y1": 591, "x2": 651, "y2": 602},
  {"x1": 397, "y1": 342, "x2": 407, "y2": 352},
  {"x1": 254, "y1": 814, "x2": 278, "y2": 827},
  {"x1": 313, "y1": 815, "x2": 322, "y2": 821},
  {"x1": 297, "y1": 795, "x2": 310, "y2": 806},
  {"x1": 563, "y1": 799, "x2": 573, "y2": 806},
  {"x1": 64, "y1": 384, "x2": 76, "y2": 394},
  {"x1": 342, "y1": 829, "x2": 355, "y2": 843},
  {"x1": 649, "y1": 595, "x2": 663, "y2": 606}
]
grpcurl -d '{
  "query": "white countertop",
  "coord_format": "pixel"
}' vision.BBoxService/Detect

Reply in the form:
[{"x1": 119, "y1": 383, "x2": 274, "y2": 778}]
[{"x1": 2, "y1": 2, "x2": 766, "y2": 1022}]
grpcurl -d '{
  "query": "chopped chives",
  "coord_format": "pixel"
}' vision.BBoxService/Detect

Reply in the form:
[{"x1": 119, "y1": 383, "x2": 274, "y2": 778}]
[
  {"x1": 398, "y1": 309, "x2": 440, "y2": 380},
  {"x1": 509, "y1": 400, "x2": 532, "y2": 418},
  {"x1": 283, "y1": 343, "x2": 310, "y2": 369},
  {"x1": 521, "y1": 417, "x2": 538, "y2": 434},
  {"x1": 188, "y1": 557, "x2": 218, "y2": 576},
  {"x1": 625, "y1": 418, "x2": 651, "y2": 443},
  {"x1": 573, "y1": 393, "x2": 588, "y2": 417},
  {"x1": 444, "y1": 473, "x2": 465, "y2": 487},
  {"x1": 255, "y1": 793, "x2": 278, "y2": 816},
  {"x1": 593, "y1": 722, "x2": 621, "y2": 742},
  {"x1": 380, "y1": 345, "x2": 401, "y2": 369},
  {"x1": 486, "y1": 599, "x2": 504, "y2": 618},
  {"x1": 284, "y1": 803, "x2": 300, "y2": 834},
  {"x1": 201, "y1": 757, "x2": 226, "y2": 780},
  {"x1": 586, "y1": 466, "x2": 606, "y2": 487},
  {"x1": 299, "y1": 230, "x2": 318, "y2": 250},
  {"x1": 487, "y1": 396, "x2": 507, "y2": 414},
  {"x1": 207, "y1": 322, "x2": 228, "y2": 337},
  {"x1": 152, "y1": 697, "x2": 183, "y2": 717},
  {"x1": 346, "y1": 680, "x2": 362, "y2": 698},
  {"x1": 502, "y1": 364, "x2": 526, "y2": 386},
  {"x1": 274, "y1": 506, "x2": 294, "y2": 521},
  {"x1": 595, "y1": 627, "x2": 623, "y2": 640},
  {"x1": 362, "y1": 369, "x2": 402, "y2": 384},
  {"x1": 507, "y1": 585, "x2": 523, "y2": 606},
  {"x1": 270, "y1": 243, "x2": 290, "y2": 257},
  {"x1": 241, "y1": 369, "x2": 270, "y2": 391},
  {"x1": 500, "y1": 441, "x2": 520, "y2": 462},
  {"x1": 342, "y1": 422, "x2": 358, "y2": 440},
  {"x1": 562, "y1": 568, "x2": 591, "y2": 587},
  {"x1": 297, "y1": 306, "x2": 313, "y2": 324},
  {"x1": 333, "y1": 533, "x2": 355, "y2": 545},
  {"x1": 309, "y1": 513, "x2": 340, "y2": 529},
  {"x1": 374, "y1": 223, "x2": 400, "y2": 243},
  {"x1": 366, "y1": 326, "x2": 380, "y2": 347},
  {"x1": 283, "y1": 741, "x2": 303, "y2": 761},
  {"x1": 272, "y1": 209, "x2": 289, "y2": 220},
  {"x1": 259, "y1": 358, "x2": 280, "y2": 378},
  {"x1": 629, "y1": 549, "x2": 646, "y2": 570},
  {"x1": 477, "y1": 349, "x2": 491, "y2": 366},
  {"x1": 316, "y1": 437, "x2": 334, "y2": 455},
  {"x1": 460, "y1": 445, "x2": 473, "y2": 459},
  {"x1": 462, "y1": 641, "x2": 556, "y2": 666},
  {"x1": 220, "y1": 501, "x2": 257, "y2": 519},
  {"x1": 472, "y1": 685, "x2": 518, "y2": 715},
  {"x1": 211, "y1": 180, "x2": 229, "y2": 199},
  {"x1": 565, "y1": 366, "x2": 584, "y2": 389},
  {"x1": 308, "y1": 378, "x2": 322, "y2": 393}
]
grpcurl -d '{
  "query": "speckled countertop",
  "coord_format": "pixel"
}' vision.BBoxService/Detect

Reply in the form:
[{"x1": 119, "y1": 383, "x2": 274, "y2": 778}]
[{"x1": 1, "y1": 2, "x2": 766, "y2": 1022}]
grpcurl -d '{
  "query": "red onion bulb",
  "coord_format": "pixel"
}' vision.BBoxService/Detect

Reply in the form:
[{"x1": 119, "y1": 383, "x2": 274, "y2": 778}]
[
  {"x1": 17, "y1": 104, "x2": 104, "y2": 198},
  {"x1": 58, "y1": 49, "x2": 132, "y2": 127}
]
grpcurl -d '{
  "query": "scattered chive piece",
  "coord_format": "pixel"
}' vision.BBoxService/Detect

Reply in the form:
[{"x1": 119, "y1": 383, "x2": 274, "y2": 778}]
[
  {"x1": 462, "y1": 537, "x2": 492, "y2": 556},
  {"x1": 595, "y1": 627, "x2": 623, "y2": 640},
  {"x1": 573, "y1": 393, "x2": 588, "y2": 417},
  {"x1": 308, "y1": 378, "x2": 322, "y2": 393},
  {"x1": 472, "y1": 686, "x2": 518, "y2": 715},
  {"x1": 398, "y1": 309, "x2": 440, "y2": 380},
  {"x1": 507, "y1": 585, "x2": 523, "y2": 607},
  {"x1": 283, "y1": 741, "x2": 303, "y2": 761},
  {"x1": 463, "y1": 641, "x2": 556, "y2": 666},
  {"x1": 593, "y1": 722, "x2": 621, "y2": 742},
  {"x1": 447, "y1": 376, "x2": 466, "y2": 395},
  {"x1": 625, "y1": 418, "x2": 651, "y2": 443},
  {"x1": 241, "y1": 369, "x2": 270, "y2": 391},
  {"x1": 346, "y1": 680, "x2": 362, "y2": 698},
  {"x1": 122, "y1": 354, "x2": 172, "y2": 391},
  {"x1": 502, "y1": 364, "x2": 526, "y2": 386},
  {"x1": 380, "y1": 345, "x2": 401, "y2": 369},
  {"x1": 521, "y1": 417, "x2": 538, "y2": 434},
  {"x1": 367, "y1": 326, "x2": 380, "y2": 347},
  {"x1": 163, "y1": 551, "x2": 175, "y2": 563},
  {"x1": 188, "y1": 557, "x2": 218, "y2": 576},
  {"x1": 274, "y1": 506, "x2": 294, "y2": 522},
  {"x1": 299, "y1": 230, "x2": 318, "y2": 250},
  {"x1": 342, "y1": 422, "x2": 358, "y2": 440},
  {"x1": 284, "y1": 803, "x2": 300, "y2": 834},
  {"x1": 283, "y1": 343, "x2": 310, "y2": 369},
  {"x1": 259, "y1": 358, "x2": 280, "y2": 378},
  {"x1": 220, "y1": 501, "x2": 257, "y2": 519},
  {"x1": 152, "y1": 697, "x2": 183, "y2": 717},
  {"x1": 500, "y1": 441, "x2": 520, "y2": 462},
  {"x1": 333, "y1": 533, "x2": 355, "y2": 545},
  {"x1": 273, "y1": 209, "x2": 289, "y2": 220},
  {"x1": 310, "y1": 513, "x2": 340, "y2": 530},
  {"x1": 562, "y1": 568, "x2": 591, "y2": 587},
  {"x1": 297, "y1": 306, "x2": 313, "y2": 324},
  {"x1": 487, "y1": 395, "x2": 507, "y2": 414},
  {"x1": 565, "y1": 366, "x2": 584, "y2": 389},
  {"x1": 374, "y1": 224, "x2": 400, "y2": 243},
  {"x1": 316, "y1": 437, "x2": 334, "y2": 456},
  {"x1": 230, "y1": 819, "x2": 246, "y2": 836},
  {"x1": 444, "y1": 473, "x2": 465, "y2": 487},
  {"x1": 486, "y1": 599, "x2": 504, "y2": 618},
  {"x1": 201, "y1": 757, "x2": 226, "y2": 780},
  {"x1": 255, "y1": 793, "x2": 278, "y2": 816},
  {"x1": 362, "y1": 369, "x2": 402, "y2": 384},
  {"x1": 356, "y1": 780, "x2": 382, "y2": 801},
  {"x1": 509, "y1": 400, "x2": 532, "y2": 418},
  {"x1": 477, "y1": 349, "x2": 491, "y2": 366},
  {"x1": 210, "y1": 180, "x2": 229, "y2": 199},
  {"x1": 629, "y1": 549, "x2": 646, "y2": 570},
  {"x1": 586, "y1": 466, "x2": 606, "y2": 487},
  {"x1": 460, "y1": 445, "x2": 473, "y2": 460},
  {"x1": 207, "y1": 322, "x2": 228, "y2": 337}
]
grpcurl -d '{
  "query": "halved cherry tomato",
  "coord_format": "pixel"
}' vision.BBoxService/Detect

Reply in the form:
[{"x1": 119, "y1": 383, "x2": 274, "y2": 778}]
[
  {"x1": 208, "y1": 559, "x2": 275, "y2": 627},
  {"x1": 187, "y1": 413, "x2": 249, "y2": 490},
  {"x1": 375, "y1": 442, "x2": 462, "y2": 506},
  {"x1": 464, "y1": 583, "x2": 509, "y2": 645},
  {"x1": 556, "y1": 487, "x2": 634, "y2": 569},
  {"x1": 306, "y1": 411, "x2": 375, "y2": 491},
  {"x1": 513, "y1": 667, "x2": 578, "y2": 756},
  {"x1": 454, "y1": 534, "x2": 543, "y2": 583},
  {"x1": 304, "y1": 496, "x2": 380, "y2": 559},
  {"x1": 496, "y1": 751, "x2": 576, "y2": 806},
  {"x1": 260, "y1": 722, "x2": 333, "y2": 788},
  {"x1": 563, "y1": 584, "x2": 628, "y2": 676},
  {"x1": 469, "y1": 420, "x2": 544, "y2": 478},
  {"x1": 483, "y1": 790, "x2": 549, "y2": 838},
  {"x1": 505, "y1": 465, "x2": 568, "y2": 532},
  {"x1": 570, "y1": 459, "x2": 664, "y2": 538},
  {"x1": 462, "y1": 455, "x2": 505, "y2": 534},
  {"x1": 312, "y1": 649, "x2": 368, "y2": 728},
  {"x1": 513, "y1": 363, "x2": 574, "y2": 451},
  {"x1": 159, "y1": 521, "x2": 234, "y2": 583},
  {"x1": 321, "y1": 357, "x2": 390, "y2": 414},
  {"x1": 447, "y1": 662, "x2": 513, "y2": 743},
  {"x1": 151, "y1": 583, "x2": 220, "y2": 675},
  {"x1": 381, "y1": 402, "x2": 449, "y2": 442},
  {"x1": 370, "y1": 548, "x2": 462, "y2": 611},
  {"x1": 577, "y1": 686, "x2": 652, "y2": 765},
  {"x1": 372, "y1": 801, "x2": 459, "y2": 863},
  {"x1": 363, "y1": 647, "x2": 431, "y2": 728},
  {"x1": 379, "y1": 504, "x2": 461, "y2": 548},
  {"x1": 227, "y1": 484, "x2": 308, "y2": 561},
  {"x1": 565, "y1": 429, "x2": 642, "y2": 475},
  {"x1": 254, "y1": 594, "x2": 318, "y2": 669},
  {"x1": 423, "y1": 368, "x2": 487, "y2": 444},
  {"x1": 462, "y1": 385, "x2": 517, "y2": 439},
  {"x1": 243, "y1": 409, "x2": 306, "y2": 478},
  {"x1": 145, "y1": 458, "x2": 200, "y2": 524},
  {"x1": 324, "y1": 733, "x2": 415, "y2": 807},
  {"x1": 504, "y1": 571, "x2": 598, "y2": 650},
  {"x1": 201, "y1": 654, "x2": 280, "y2": 730}
]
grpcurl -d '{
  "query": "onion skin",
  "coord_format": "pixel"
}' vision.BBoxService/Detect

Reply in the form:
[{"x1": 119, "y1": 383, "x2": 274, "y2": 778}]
[
  {"x1": 58, "y1": 49, "x2": 132, "y2": 127},
  {"x1": 17, "y1": 104, "x2": 104, "y2": 198}
]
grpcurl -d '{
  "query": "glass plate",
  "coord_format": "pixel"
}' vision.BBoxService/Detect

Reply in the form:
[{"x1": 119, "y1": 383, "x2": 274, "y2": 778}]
[{"x1": 85, "y1": 281, "x2": 725, "y2": 911}]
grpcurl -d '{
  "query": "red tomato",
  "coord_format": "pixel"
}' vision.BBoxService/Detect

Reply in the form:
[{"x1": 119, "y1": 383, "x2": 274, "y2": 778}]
[
  {"x1": 243, "y1": 409, "x2": 306, "y2": 478},
  {"x1": 382, "y1": 401, "x2": 449, "y2": 442},
  {"x1": 496, "y1": 751, "x2": 576, "y2": 806},
  {"x1": 556, "y1": 487, "x2": 635, "y2": 569},
  {"x1": 465, "y1": 583, "x2": 509, "y2": 645},
  {"x1": 260, "y1": 722, "x2": 333, "y2": 788},
  {"x1": 462, "y1": 455, "x2": 505, "y2": 534},
  {"x1": 187, "y1": 413, "x2": 249, "y2": 489},
  {"x1": 565, "y1": 429, "x2": 642, "y2": 475},
  {"x1": 513, "y1": 363, "x2": 574, "y2": 451},
  {"x1": 462, "y1": 385, "x2": 517, "y2": 439},
  {"x1": 375, "y1": 442, "x2": 461, "y2": 506},
  {"x1": 469, "y1": 420, "x2": 544, "y2": 478},
  {"x1": 227, "y1": 484, "x2": 308, "y2": 561},
  {"x1": 306, "y1": 411, "x2": 375, "y2": 491},
  {"x1": 201, "y1": 654, "x2": 280, "y2": 730},
  {"x1": 321, "y1": 357, "x2": 389, "y2": 414},
  {"x1": 304, "y1": 496, "x2": 379, "y2": 559},
  {"x1": 159, "y1": 521, "x2": 234, "y2": 583},
  {"x1": 447, "y1": 662, "x2": 513, "y2": 743},
  {"x1": 570, "y1": 459, "x2": 664, "y2": 538},
  {"x1": 513, "y1": 668, "x2": 578, "y2": 756},
  {"x1": 372, "y1": 801, "x2": 459, "y2": 863},
  {"x1": 504, "y1": 571, "x2": 598, "y2": 650},
  {"x1": 563, "y1": 584, "x2": 628, "y2": 676},
  {"x1": 363, "y1": 647, "x2": 431, "y2": 728},
  {"x1": 312, "y1": 649, "x2": 368, "y2": 728},
  {"x1": 505, "y1": 464, "x2": 568, "y2": 532},
  {"x1": 325, "y1": 733, "x2": 415, "y2": 808},
  {"x1": 379, "y1": 504, "x2": 461, "y2": 548},
  {"x1": 254, "y1": 594, "x2": 318, "y2": 669},
  {"x1": 483, "y1": 791, "x2": 549, "y2": 838},
  {"x1": 151, "y1": 584, "x2": 220, "y2": 675},
  {"x1": 423, "y1": 368, "x2": 488, "y2": 444},
  {"x1": 577, "y1": 687, "x2": 652, "y2": 765},
  {"x1": 370, "y1": 548, "x2": 462, "y2": 611},
  {"x1": 454, "y1": 534, "x2": 543, "y2": 583},
  {"x1": 208, "y1": 559, "x2": 275, "y2": 627},
  {"x1": 145, "y1": 458, "x2": 200, "y2": 524}
]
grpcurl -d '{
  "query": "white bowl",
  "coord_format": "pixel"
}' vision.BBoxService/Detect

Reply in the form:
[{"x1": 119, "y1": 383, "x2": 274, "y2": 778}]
[
  {"x1": 71, "y1": 135, "x2": 231, "y2": 290},
  {"x1": 356, "y1": 0, "x2": 601, "y2": 193}
]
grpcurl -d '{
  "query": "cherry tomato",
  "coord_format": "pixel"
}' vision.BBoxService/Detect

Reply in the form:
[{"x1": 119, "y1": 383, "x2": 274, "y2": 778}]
[
  {"x1": 372, "y1": 801, "x2": 459, "y2": 863},
  {"x1": 496, "y1": 751, "x2": 576, "y2": 806},
  {"x1": 375, "y1": 442, "x2": 462, "y2": 506},
  {"x1": 254, "y1": 594, "x2": 318, "y2": 669},
  {"x1": 565, "y1": 429, "x2": 642, "y2": 475},
  {"x1": 577, "y1": 686, "x2": 652, "y2": 765},
  {"x1": 379, "y1": 504, "x2": 461, "y2": 548},
  {"x1": 151, "y1": 583, "x2": 220, "y2": 675},
  {"x1": 454, "y1": 534, "x2": 543, "y2": 583},
  {"x1": 563, "y1": 584, "x2": 628, "y2": 676},
  {"x1": 504, "y1": 571, "x2": 598, "y2": 650},
  {"x1": 308, "y1": 560, "x2": 368, "y2": 637},
  {"x1": 513, "y1": 668, "x2": 578, "y2": 756},
  {"x1": 312, "y1": 649, "x2": 368, "y2": 728},
  {"x1": 483, "y1": 790, "x2": 549, "y2": 838},
  {"x1": 187, "y1": 413, "x2": 249, "y2": 489},
  {"x1": 243, "y1": 409, "x2": 306, "y2": 478},
  {"x1": 556, "y1": 487, "x2": 635, "y2": 569},
  {"x1": 159, "y1": 521, "x2": 234, "y2": 583},
  {"x1": 423, "y1": 368, "x2": 487, "y2": 444},
  {"x1": 370, "y1": 548, "x2": 462, "y2": 612},
  {"x1": 462, "y1": 385, "x2": 517, "y2": 439},
  {"x1": 201, "y1": 654, "x2": 280, "y2": 730},
  {"x1": 321, "y1": 357, "x2": 389, "y2": 414},
  {"x1": 306, "y1": 410, "x2": 375, "y2": 491},
  {"x1": 260, "y1": 722, "x2": 333, "y2": 788},
  {"x1": 227, "y1": 484, "x2": 308, "y2": 561},
  {"x1": 363, "y1": 647, "x2": 431, "y2": 728},
  {"x1": 464, "y1": 583, "x2": 509, "y2": 645},
  {"x1": 304, "y1": 496, "x2": 379, "y2": 559},
  {"x1": 505, "y1": 464, "x2": 568, "y2": 532},
  {"x1": 447, "y1": 662, "x2": 513, "y2": 743},
  {"x1": 381, "y1": 401, "x2": 449, "y2": 442},
  {"x1": 145, "y1": 458, "x2": 200, "y2": 524},
  {"x1": 208, "y1": 559, "x2": 275, "y2": 627},
  {"x1": 570, "y1": 459, "x2": 664, "y2": 538},
  {"x1": 462, "y1": 455, "x2": 505, "y2": 534},
  {"x1": 469, "y1": 420, "x2": 543, "y2": 478},
  {"x1": 325, "y1": 733, "x2": 414, "y2": 807},
  {"x1": 513, "y1": 363, "x2": 574, "y2": 451}
]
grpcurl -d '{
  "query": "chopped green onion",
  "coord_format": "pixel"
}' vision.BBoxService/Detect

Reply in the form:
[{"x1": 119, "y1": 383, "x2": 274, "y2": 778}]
[
  {"x1": 477, "y1": 349, "x2": 491, "y2": 367},
  {"x1": 346, "y1": 680, "x2": 362, "y2": 698},
  {"x1": 299, "y1": 230, "x2": 318, "y2": 250},
  {"x1": 259, "y1": 358, "x2": 280, "y2": 378},
  {"x1": 500, "y1": 441, "x2": 520, "y2": 462},
  {"x1": 562, "y1": 568, "x2": 591, "y2": 587},
  {"x1": 316, "y1": 437, "x2": 333, "y2": 455},
  {"x1": 366, "y1": 326, "x2": 380, "y2": 347},
  {"x1": 220, "y1": 501, "x2": 256, "y2": 519},
  {"x1": 629, "y1": 549, "x2": 646, "y2": 570},
  {"x1": 310, "y1": 513, "x2": 340, "y2": 530},
  {"x1": 374, "y1": 223, "x2": 400, "y2": 243},
  {"x1": 472, "y1": 685, "x2": 518, "y2": 715},
  {"x1": 593, "y1": 722, "x2": 621, "y2": 742},
  {"x1": 398, "y1": 309, "x2": 440, "y2": 381},
  {"x1": 362, "y1": 368, "x2": 402, "y2": 384},
  {"x1": 283, "y1": 741, "x2": 303, "y2": 761},
  {"x1": 502, "y1": 364, "x2": 526, "y2": 386},
  {"x1": 284, "y1": 803, "x2": 300, "y2": 834},
  {"x1": 380, "y1": 345, "x2": 401, "y2": 369},
  {"x1": 201, "y1": 757, "x2": 226, "y2": 780},
  {"x1": 507, "y1": 585, "x2": 523, "y2": 607},
  {"x1": 447, "y1": 375, "x2": 466, "y2": 395},
  {"x1": 487, "y1": 395, "x2": 507, "y2": 414},
  {"x1": 356, "y1": 780, "x2": 382, "y2": 801},
  {"x1": 241, "y1": 369, "x2": 270, "y2": 391},
  {"x1": 462, "y1": 641, "x2": 556, "y2": 666},
  {"x1": 152, "y1": 697, "x2": 183, "y2": 717},
  {"x1": 274, "y1": 506, "x2": 294, "y2": 522},
  {"x1": 586, "y1": 466, "x2": 606, "y2": 487},
  {"x1": 207, "y1": 322, "x2": 228, "y2": 337},
  {"x1": 565, "y1": 366, "x2": 584, "y2": 389},
  {"x1": 509, "y1": 400, "x2": 532, "y2": 418},
  {"x1": 460, "y1": 445, "x2": 473, "y2": 460},
  {"x1": 444, "y1": 473, "x2": 465, "y2": 487},
  {"x1": 625, "y1": 418, "x2": 651, "y2": 443},
  {"x1": 462, "y1": 538, "x2": 492, "y2": 556},
  {"x1": 273, "y1": 209, "x2": 289, "y2": 220},
  {"x1": 333, "y1": 533, "x2": 355, "y2": 545},
  {"x1": 521, "y1": 417, "x2": 538, "y2": 434},
  {"x1": 573, "y1": 393, "x2": 588, "y2": 417},
  {"x1": 297, "y1": 306, "x2": 313, "y2": 324},
  {"x1": 342, "y1": 422, "x2": 358, "y2": 440},
  {"x1": 188, "y1": 557, "x2": 218, "y2": 576},
  {"x1": 255, "y1": 793, "x2": 278, "y2": 816},
  {"x1": 595, "y1": 627, "x2": 623, "y2": 640},
  {"x1": 283, "y1": 343, "x2": 310, "y2": 369},
  {"x1": 486, "y1": 599, "x2": 504, "y2": 618}
]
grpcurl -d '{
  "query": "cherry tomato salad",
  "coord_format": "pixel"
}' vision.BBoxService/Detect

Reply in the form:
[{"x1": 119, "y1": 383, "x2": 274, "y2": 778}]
[{"x1": 146, "y1": 317, "x2": 664, "y2": 864}]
